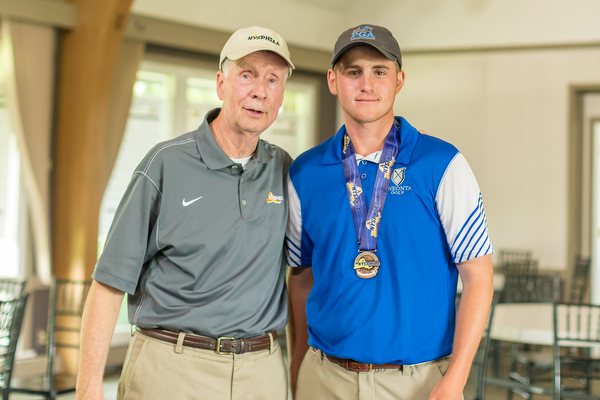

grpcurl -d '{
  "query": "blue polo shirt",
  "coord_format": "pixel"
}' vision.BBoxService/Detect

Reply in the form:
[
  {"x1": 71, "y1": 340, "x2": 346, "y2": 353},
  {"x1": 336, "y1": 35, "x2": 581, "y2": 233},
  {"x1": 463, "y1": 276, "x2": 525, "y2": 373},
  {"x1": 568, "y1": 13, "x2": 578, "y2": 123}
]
[{"x1": 286, "y1": 116, "x2": 493, "y2": 365}]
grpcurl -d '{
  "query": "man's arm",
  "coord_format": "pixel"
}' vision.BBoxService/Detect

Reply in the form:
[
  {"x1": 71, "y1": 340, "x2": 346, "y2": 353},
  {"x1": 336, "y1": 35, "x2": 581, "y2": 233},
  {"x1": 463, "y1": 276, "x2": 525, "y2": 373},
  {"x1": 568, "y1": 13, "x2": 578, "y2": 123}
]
[
  {"x1": 76, "y1": 280, "x2": 125, "y2": 400},
  {"x1": 287, "y1": 265, "x2": 314, "y2": 398},
  {"x1": 428, "y1": 254, "x2": 494, "y2": 400}
]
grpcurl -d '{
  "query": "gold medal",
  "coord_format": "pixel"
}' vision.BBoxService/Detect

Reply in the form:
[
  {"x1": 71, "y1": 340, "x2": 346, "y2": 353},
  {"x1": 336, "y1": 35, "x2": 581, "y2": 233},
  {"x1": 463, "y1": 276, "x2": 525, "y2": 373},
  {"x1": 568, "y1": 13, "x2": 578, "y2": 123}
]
[{"x1": 353, "y1": 251, "x2": 380, "y2": 279}]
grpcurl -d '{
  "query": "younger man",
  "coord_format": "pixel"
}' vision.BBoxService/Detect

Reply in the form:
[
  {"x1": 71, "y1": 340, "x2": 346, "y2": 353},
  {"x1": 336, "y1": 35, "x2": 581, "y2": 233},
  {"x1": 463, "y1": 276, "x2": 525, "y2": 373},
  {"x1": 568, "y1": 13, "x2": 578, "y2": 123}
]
[{"x1": 287, "y1": 24, "x2": 494, "y2": 400}]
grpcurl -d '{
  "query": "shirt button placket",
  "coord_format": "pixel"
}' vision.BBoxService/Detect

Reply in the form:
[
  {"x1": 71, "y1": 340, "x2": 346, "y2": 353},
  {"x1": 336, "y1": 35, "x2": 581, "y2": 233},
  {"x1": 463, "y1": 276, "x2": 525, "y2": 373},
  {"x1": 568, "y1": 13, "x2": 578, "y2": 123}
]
[{"x1": 239, "y1": 171, "x2": 249, "y2": 219}]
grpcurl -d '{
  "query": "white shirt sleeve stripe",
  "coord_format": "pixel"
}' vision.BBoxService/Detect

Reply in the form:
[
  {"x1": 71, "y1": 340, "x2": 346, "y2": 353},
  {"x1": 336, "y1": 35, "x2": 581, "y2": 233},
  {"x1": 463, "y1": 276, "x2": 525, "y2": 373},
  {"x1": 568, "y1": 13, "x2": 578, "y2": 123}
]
[
  {"x1": 286, "y1": 175, "x2": 303, "y2": 267},
  {"x1": 436, "y1": 154, "x2": 493, "y2": 263}
]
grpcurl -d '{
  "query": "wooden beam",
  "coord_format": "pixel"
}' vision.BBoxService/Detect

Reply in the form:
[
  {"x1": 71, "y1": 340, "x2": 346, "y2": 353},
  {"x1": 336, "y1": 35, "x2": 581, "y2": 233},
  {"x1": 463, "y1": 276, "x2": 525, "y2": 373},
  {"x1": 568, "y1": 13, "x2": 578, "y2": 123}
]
[
  {"x1": 52, "y1": 0, "x2": 133, "y2": 376},
  {"x1": 52, "y1": 0, "x2": 132, "y2": 302}
]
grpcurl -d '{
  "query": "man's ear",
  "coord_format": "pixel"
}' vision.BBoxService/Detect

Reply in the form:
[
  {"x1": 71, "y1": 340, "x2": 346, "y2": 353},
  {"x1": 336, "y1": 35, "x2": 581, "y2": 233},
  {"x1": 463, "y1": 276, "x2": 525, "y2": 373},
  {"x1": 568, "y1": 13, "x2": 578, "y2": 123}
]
[
  {"x1": 327, "y1": 69, "x2": 338, "y2": 96},
  {"x1": 396, "y1": 70, "x2": 405, "y2": 95},
  {"x1": 216, "y1": 71, "x2": 226, "y2": 101}
]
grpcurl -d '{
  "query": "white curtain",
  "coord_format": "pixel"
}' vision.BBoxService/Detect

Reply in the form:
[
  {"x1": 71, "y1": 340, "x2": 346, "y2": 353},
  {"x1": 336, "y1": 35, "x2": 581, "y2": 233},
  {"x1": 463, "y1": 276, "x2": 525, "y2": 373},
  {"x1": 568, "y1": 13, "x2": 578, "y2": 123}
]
[
  {"x1": 1, "y1": 18, "x2": 145, "y2": 283},
  {"x1": 103, "y1": 39, "x2": 145, "y2": 189},
  {"x1": 0, "y1": 18, "x2": 55, "y2": 284}
]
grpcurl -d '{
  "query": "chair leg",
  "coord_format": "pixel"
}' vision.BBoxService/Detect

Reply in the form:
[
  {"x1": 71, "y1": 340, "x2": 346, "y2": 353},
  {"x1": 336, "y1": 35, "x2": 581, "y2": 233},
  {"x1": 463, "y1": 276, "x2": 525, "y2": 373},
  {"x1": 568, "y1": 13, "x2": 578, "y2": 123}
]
[
  {"x1": 585, "y1": 360, "x2": 592, "y2": 394},
  {"x1": 528, "y1": 361, "x2": 534, "y2": 386},
  {"x1": 507, "y1": 343, "x2": 517, "y2": 400},
  {"x1": 553, "y1": 344, "x2": 560, "y2": 400}
]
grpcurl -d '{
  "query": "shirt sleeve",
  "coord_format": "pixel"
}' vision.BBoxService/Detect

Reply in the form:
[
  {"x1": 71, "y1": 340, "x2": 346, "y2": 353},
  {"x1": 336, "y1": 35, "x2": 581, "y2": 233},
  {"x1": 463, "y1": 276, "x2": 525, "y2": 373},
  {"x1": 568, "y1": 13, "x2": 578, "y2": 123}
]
[
  {"x1": 92, "y1": 171, "x2": 161, "y2": 294},
  {"x1": 436, "y1": 153, "x2": 493, "y2": 263},
  {"x1": 285, "y1": 175, "x2": 306, "y2": 267}
]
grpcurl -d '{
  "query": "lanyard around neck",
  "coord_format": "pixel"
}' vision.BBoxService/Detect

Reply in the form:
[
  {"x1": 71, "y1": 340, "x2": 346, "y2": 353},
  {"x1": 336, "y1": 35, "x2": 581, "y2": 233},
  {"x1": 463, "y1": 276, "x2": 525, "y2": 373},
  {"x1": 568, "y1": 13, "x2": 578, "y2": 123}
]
[{"x1": 341, "y1": 121, "x2": 400, "y2": 252}]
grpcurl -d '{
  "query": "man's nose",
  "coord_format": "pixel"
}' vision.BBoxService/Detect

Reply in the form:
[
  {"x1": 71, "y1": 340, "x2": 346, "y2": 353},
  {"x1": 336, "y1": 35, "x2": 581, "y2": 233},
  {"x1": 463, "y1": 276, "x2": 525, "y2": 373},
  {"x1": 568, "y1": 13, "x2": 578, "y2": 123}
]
[
  {"x1": 360, "y1": 74, "x2": 374, "y2": 91},
  {"x1": 252, "y1": 81, "x2": 267, "y2": 99}
]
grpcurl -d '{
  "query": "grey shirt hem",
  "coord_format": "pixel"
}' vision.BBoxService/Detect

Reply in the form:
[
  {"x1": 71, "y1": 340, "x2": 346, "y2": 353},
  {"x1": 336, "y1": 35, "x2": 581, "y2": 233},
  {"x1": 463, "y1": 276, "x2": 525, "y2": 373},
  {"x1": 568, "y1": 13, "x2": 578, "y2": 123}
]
[{"x1": 92, "y1": 269, "x2": 137, "y2": 295}]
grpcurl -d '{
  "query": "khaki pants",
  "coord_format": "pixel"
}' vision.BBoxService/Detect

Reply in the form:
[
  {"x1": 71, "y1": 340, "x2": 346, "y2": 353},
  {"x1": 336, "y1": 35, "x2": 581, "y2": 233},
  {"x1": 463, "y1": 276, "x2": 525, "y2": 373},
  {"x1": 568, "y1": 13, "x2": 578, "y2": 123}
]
[
  {"x1": 296, "y1": 349, "x2": 460, "y2": 400},
  {"x1": 118, "y1": 331, "x2": 288, "y2": 400}
]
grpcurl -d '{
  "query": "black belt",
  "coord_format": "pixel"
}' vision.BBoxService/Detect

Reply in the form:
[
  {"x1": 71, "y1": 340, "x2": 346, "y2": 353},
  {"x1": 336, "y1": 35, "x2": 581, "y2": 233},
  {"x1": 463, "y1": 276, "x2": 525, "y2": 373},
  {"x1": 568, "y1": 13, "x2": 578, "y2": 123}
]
[
  {"x1": 137, "y1": 327, "x2": 275, "y2": 354},
  {"x1": 312, "y1": 347, "x2": 403, "y2": 372}
]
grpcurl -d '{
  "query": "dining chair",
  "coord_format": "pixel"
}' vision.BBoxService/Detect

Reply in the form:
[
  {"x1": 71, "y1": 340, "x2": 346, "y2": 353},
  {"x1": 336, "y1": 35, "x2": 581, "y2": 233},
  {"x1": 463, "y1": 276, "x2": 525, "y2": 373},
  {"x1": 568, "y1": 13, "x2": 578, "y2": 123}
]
[
  {"x1": 498, "y1": 249, "x2": 534, "y2": 276},
  {"x1": 503, "y1": 273, "x2": 561, "y2": 399},
  {"x1": 552, "y1": 303, "x2": 600, "y2": 399},
  {"x1": 507, "y1": 256, "x2": 594, "y2": 398},
  {"x1": 504, "y1": 259, "x2": 539, "y2": 278},
  {"x1": 0, "y1": 278, "x2": 26, "y2": 300},
  {"x1": 558, "y1": 255, "x2": 595, "y2": 393},
  {"x1": 502, "y1": 270, "x2": 558, "y2": 304},
  {"x1": 569, "y1": 255, "x2": 591, "y2": 304},
  {"x1": 498, "y1": 249, "x2": 534, "y2": 267},
  {"x1": 481, "y1": 291, "x2": 600, "y2": 399},
  {"x1": 9, "y1": 278, "x2": 91, "y2": 400},
  {"x1": 0, "y1": 294, "x2": 29, "y2": 400}
]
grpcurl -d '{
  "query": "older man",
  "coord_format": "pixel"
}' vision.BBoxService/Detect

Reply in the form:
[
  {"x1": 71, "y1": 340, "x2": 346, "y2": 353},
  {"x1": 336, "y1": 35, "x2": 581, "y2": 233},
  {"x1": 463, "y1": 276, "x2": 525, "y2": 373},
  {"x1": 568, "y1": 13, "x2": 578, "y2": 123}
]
[{"x1": 76, "y1": 26, "x2": 294, "y2": 400}]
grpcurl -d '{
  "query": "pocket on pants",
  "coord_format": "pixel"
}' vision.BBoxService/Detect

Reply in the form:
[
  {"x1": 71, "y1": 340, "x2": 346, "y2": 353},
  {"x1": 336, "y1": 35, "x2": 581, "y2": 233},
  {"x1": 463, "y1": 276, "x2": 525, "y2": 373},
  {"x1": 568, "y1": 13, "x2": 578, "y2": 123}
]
[
  {"x1": 118, "y1": 333, "x2": 150, "y2": 400},
  {"x1": 434, "y1": 356, "x2": 451, "y2": 378}
]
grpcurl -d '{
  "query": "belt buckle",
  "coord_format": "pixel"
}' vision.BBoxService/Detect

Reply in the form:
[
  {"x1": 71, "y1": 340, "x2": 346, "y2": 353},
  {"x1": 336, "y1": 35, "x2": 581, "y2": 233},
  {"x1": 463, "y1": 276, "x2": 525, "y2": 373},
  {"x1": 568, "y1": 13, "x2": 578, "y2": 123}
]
[
  {"x1": 216, "y1": 336, "x2": 235, "y2": 355},
  {"x1": 367, "y1": 363, "x2": 373, "y2": 371}
]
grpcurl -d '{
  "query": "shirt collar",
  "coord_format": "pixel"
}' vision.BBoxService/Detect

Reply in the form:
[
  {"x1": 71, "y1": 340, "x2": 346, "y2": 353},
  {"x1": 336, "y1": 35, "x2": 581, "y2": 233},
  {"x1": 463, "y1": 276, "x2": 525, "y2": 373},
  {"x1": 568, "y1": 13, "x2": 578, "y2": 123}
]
[
  {"x1": 355, "y1": 150, "x2": 383, "y2": 164},
  {"x1": 195, "y1": 108, "x2": 274, "y2": 170},
  {"x1": 322, "y1": 116, "x2": 419, "y2": 166}
]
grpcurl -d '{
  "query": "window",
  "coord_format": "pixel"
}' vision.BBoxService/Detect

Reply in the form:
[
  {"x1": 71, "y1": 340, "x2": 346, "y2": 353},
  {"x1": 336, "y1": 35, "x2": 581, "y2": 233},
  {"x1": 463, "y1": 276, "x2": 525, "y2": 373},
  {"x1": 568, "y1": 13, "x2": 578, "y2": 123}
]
[
  {"x1": 260, "y1": 81, "x2": 316, "y2": 158},
  {"x1": 98, "y1": 70, "x2": 173, "y2": 251},
  {"x1": 0, "y1": 82, "x2": 23, "y2": 278},
  {"x1": 591, "y1": 118, "x2": 600, "y2": 304}
]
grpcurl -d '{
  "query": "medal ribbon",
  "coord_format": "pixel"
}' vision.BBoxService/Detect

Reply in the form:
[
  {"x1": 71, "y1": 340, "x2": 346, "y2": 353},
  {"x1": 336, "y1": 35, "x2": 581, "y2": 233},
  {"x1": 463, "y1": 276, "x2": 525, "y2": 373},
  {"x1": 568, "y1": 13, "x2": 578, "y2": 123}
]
[{"x1": 342, "y1": 121, "x2": 400, "y2": 252}]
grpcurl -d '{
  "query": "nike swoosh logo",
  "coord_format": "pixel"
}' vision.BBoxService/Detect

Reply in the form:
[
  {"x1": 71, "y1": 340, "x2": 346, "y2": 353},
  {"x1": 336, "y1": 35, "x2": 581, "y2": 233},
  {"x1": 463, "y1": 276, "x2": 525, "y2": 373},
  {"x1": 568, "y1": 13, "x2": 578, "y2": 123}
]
[{"x1": 182, "y1": 196, "x2": 203, "y2": 207}]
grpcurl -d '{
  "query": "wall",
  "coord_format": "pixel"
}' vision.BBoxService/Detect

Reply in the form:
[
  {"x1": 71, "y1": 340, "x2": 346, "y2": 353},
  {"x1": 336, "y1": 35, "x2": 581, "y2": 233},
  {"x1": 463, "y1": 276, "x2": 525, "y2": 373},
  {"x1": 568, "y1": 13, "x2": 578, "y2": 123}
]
[
  {"x1": 343, "y1": 0, "x2": 600, "y2": 50},
  {"x1": 131, "y1": 0, "x2": 600, "y2": 52},
  {"x1": 395, "y1": 47, "x2": 600, "y2": 268},
  {"x1": 131, "y1": 0, "x2": 346, "y2": 51}
]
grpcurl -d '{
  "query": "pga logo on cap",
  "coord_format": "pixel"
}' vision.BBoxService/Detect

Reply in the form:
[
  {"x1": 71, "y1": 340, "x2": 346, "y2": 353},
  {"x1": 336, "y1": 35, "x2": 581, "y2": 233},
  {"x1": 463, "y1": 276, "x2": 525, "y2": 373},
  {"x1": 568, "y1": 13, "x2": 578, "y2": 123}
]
[{"x1": 351, "y1": 26, "x2": 376, "y2": 41}]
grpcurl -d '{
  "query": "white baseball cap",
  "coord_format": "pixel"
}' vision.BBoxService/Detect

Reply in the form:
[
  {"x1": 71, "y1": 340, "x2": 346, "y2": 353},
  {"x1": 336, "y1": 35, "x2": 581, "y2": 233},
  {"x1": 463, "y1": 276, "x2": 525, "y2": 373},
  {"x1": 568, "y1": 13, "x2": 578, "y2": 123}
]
[{"x1": 219, "y1": 26, "x2": 295, "y2": 77}]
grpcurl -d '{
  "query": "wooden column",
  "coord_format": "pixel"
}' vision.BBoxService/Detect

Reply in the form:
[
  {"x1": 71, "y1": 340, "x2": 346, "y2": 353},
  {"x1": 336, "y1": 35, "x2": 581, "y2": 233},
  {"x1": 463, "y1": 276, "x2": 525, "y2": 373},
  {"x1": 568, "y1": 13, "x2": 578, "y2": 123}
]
[{"x1": 52, "y1": 0, "x2": 133, "y2": 374}]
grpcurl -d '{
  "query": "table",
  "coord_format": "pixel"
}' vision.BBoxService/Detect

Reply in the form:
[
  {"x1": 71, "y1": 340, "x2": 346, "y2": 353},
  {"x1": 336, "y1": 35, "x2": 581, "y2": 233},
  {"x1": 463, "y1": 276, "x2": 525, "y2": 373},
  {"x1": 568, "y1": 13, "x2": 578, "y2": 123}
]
[
  {"x1": 491, "y1": 303, "x2": 600, "y2": 348},
  {"x1": 481, "y1": 303, "x2": 600, "y2": 400}
]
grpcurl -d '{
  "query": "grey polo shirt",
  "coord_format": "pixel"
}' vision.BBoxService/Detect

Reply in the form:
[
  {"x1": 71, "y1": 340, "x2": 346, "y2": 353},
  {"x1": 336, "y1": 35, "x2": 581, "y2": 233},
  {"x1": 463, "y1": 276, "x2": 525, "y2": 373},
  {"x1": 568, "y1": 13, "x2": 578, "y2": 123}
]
[{"x1": 93, "y1": 108, "x2": 292, "y2": 338}]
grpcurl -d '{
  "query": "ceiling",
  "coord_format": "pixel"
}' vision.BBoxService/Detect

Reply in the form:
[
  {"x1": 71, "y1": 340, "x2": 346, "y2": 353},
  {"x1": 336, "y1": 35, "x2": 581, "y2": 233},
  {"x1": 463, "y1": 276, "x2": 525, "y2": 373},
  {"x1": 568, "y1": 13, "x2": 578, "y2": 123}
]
[{"x1": 287, "y1": 0, "x2": 354, "y2": 12}]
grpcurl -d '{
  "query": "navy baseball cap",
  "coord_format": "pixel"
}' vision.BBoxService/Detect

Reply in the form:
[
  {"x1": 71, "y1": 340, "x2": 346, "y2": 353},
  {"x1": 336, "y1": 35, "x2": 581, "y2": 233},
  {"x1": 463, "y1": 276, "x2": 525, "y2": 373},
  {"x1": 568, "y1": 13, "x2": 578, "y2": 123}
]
[{"x1": 331, "y1": 24, "x2": 402, "y2": 69}]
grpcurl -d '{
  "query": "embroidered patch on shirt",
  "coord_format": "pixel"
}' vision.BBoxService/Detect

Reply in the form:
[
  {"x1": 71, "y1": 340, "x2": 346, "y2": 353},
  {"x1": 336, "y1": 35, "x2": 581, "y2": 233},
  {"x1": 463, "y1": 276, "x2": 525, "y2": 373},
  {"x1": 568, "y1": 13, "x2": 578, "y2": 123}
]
[{"x1": 267, "y1": 192, "x2": 284, "y2": 204}]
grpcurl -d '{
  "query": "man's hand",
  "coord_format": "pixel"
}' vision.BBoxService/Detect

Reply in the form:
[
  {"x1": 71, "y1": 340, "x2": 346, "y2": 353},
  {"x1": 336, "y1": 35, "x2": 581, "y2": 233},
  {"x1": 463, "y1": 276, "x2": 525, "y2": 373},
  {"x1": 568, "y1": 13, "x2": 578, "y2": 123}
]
[
  {"x1": 287, "y1": 266, "x2": 314, "y2": 398},
  {"x1": 428, "y1": 374, "x2": 463, "y2": 400}
]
